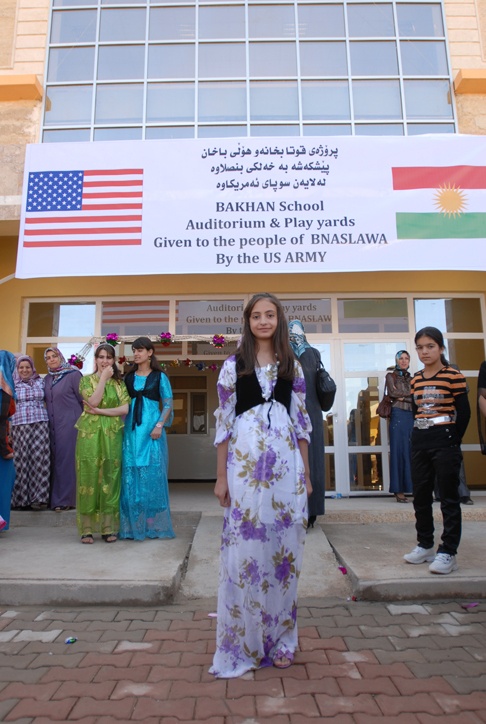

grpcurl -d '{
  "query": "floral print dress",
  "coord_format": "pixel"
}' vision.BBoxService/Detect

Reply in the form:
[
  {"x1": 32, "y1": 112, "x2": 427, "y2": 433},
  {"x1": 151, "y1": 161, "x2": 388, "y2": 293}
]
[{"x1": 210, "y1": 356, "x2": 312, "y2": 679}]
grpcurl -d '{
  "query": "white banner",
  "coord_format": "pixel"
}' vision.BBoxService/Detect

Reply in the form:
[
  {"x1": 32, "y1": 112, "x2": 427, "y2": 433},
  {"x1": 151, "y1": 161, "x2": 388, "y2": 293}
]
[{"x1": 16, "y1": 135, "x2": 486, "y2": 278}]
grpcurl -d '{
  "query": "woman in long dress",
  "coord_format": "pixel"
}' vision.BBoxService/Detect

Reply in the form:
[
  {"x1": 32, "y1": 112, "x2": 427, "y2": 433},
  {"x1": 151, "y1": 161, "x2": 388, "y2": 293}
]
[
  {"x1": 44, "y1": 348, "x2": 83, "y2": 510},
  {"x1": 289, "y1": 319, "x2": 325, "y2": 526},
  {"x1": 76, "y1": 343, "x2": 130, "y2": 543},
  {"x1": 10, "y1": 355, "x2": 50, "y2": 510},
  {"x1": 120, "y1": 337, "x2": 175, "y2": 541},
  {"x1": 0, "y1": 350, "x2": 16, "y2": 531},
  {"x1": 386, "y1": 350, "x2": 413, "y2": 503},
  {"x1": 211, "y1": 293, "x2": 312, "y2": 678}
]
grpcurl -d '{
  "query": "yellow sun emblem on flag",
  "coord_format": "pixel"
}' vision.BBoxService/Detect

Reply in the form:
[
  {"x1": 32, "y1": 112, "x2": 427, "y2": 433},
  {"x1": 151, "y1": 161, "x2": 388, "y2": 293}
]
[{"x1": 433, "y1": 183, "x2": 467, "y2": 217}]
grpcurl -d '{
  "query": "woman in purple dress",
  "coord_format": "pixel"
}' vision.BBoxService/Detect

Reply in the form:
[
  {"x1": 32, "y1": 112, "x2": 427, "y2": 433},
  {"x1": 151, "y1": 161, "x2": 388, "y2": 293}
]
[{"x1": 44, "y1": 348, "x2": 83, "y2": 511}]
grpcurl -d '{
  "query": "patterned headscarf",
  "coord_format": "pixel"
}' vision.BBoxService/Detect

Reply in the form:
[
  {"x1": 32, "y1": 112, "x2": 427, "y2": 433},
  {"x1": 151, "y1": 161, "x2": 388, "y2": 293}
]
[
  {"x1": 289, "y1": 319, "x2": 311, "y2": 358},
  {"x1": 0, "y1": 350, "x2": 16, "y2": 400},
  {"x1": 394, "y1": 350, "x2": 411, "y2": 378},
  {"x1": 44, "y1": 347, "x2": 78, "y2": 386},
  {"x1": 13, "y1": 354, "x2": 40, "y2": 385}
]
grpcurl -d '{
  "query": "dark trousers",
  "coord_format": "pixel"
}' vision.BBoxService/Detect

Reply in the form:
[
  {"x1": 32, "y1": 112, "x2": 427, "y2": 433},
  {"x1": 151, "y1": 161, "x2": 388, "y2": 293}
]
[{"x1": 411, "y1": 445, "x2": 462, "y2": 555}]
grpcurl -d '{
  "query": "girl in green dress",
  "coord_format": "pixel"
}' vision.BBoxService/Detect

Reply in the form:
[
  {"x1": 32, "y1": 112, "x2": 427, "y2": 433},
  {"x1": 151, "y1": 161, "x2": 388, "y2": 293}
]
[{"x1": 75, "y1": 343, "x2": 130, "y2": 544}]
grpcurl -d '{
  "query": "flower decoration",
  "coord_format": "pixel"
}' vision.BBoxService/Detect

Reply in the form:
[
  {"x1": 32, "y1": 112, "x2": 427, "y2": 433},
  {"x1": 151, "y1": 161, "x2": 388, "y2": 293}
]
[
  {"x1": 106, "y1": 333, "x2": 120, "y2": 347},
  {"x1": 170, "y1": 359, "x2": 180, "y2": 367},
  {"x1": 184, "y1": 358, "x2": 192, "y2": 367},
  {"x1": 68, "y1": 354, "x2": 84, "y2": 370},
  {"x1": 160, "y1": 332, "x2": 172, "y2": 347},
  {"x1": 195, "y1": 362, "x2": 205, "y2": 371},
  {"x1": 118, "y1": 356, "x2": 127, "y2": 365},
  {"x1": 211, "y1": 334, "x2": 225, "y2": 348},
  {"x1": 209, "y1": 363, "x2": 218, "y2": 372}
]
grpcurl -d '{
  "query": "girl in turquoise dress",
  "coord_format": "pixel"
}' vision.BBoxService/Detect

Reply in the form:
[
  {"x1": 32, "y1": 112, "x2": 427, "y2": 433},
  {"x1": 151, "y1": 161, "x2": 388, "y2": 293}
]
[{"x1": 120, "y1": 337, "x2": 175, "y2": 541}]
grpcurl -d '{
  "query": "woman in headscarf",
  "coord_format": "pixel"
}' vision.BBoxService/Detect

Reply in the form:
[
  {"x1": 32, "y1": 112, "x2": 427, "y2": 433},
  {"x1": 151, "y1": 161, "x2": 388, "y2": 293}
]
[
  {"x1": 10, "y1": 355, "x2": 50, "y2": 510},
  {"x1": 44, "y1": 347, "x2": 83, "y2": 511},
  {"x1": 289, "y1": 319, "x2": 324, "y2": 527},
  {"x1": 386, "y1": 350, "x2": 413, "y2": 502},
  {"x1": 76, "y1": 343, "x2": 130, "y2": 544},
  {"x1": 0, "y1": 350, "x2": 16, "y2": 531}
]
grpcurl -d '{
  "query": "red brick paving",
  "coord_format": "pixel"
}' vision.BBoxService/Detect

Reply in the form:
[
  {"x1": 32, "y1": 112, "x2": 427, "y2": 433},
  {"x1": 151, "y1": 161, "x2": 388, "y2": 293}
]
[{"x1": 0, "y1": 598, "x2": 485, "y2": 722}]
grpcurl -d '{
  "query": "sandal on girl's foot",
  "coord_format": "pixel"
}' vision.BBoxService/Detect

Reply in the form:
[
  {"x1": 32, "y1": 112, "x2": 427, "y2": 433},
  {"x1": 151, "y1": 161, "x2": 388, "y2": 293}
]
[
  {"x1": 395, "y1": 494, "x2": 409, "y2": 503},
  {"x1": 273, "y1": 651, "x2": 294, "y2": 669},
  {"x1": 81, "y1": 535, "x2": 94, "y2": 544},
  {"x1": 102, "y1": 534, "x2": 117, "y2": 543}
]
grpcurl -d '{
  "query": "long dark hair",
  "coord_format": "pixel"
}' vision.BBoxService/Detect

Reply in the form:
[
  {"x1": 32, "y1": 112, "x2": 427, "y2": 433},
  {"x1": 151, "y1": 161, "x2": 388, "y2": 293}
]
[
  {"x1": 414, "y1": 326, "x2": 449, "y2": 366},
  {"x1": 237, "y1": 292, "x2": 295, "y2": 380},
  {"x1": 95, "y1": 343, "x2": 122, "y2": 382},
  {"x1": 131, "y1": 336, "x2": 161, "y2": 371}
]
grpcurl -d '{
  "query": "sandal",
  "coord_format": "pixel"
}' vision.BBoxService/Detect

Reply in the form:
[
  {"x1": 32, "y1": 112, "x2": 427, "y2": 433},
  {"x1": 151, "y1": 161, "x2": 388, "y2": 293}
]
[
  {"x1": 81, "y1": 534, "x2": 94, "y2": 544},
  {"x1": 102, "y1": 534, "x2": 117, "y2": 543},
  {"x1": 395, "y1": 494, "x2": 409, "y2": 503},
  {"x1": 273, "y1": 651, "x2": 294, "y2": 669}
]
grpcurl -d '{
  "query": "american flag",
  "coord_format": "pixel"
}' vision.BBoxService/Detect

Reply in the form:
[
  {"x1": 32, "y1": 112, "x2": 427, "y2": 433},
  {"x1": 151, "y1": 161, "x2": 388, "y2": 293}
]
[{"x1": 23, "y1": 168, "x2": 143, "y2": 248}]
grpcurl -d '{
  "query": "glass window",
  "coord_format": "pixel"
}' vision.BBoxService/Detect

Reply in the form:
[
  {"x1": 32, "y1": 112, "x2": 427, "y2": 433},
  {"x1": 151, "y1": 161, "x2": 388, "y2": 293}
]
[
  {"x1": 176, "y1": 299, "x2": 244, "y2": 334},
  {"x1": 339, "y1": 299, "x2": 408, "y2": 334},
  {"x1": 98, "y1": 46, "x2": 145, "y2": 80},
  {"x1": 99, "y1": 8, "x2": 146, "y2": 41},
  {"x1": 54, "y1": 0, "x2": 97, "y2": 5},
  {"x1": 147, "y1": 83, "x2": 195, "y2": 122},
  {"x1": 302, "y1": 80, "x2": 350, "y2": 120},
  {"x1": 51, "y1": 9, "x2": 97, "y2": 43},
  {"x1": 149, "y1": 7, "x2": 196, "y2": 41},
  {"x1": 404, "y1": 79, "x2": 453, "y2": 118},
  {"x1": 170, "y1": 392, "x2": 188, "y2": 434},
  {"x1": 44, "y1": 85, "x2": 93, "y2": 125},
  {"x1": 347, "y1": 4, "x2": 395, "y2": 37},
  {"x1": 249, "y1": 42, "x2": 297, "y2": 77},
  {"x1": 303, "y1": 124, "x2": 351, "y2": 135},
  {"x1": 397, "y1": 4, "x2": 444, "y2": 37},
  {"x1": 199, "y1": 43, "x2": 246, "y2": 78},
  {"x1": 344, "y1": 343, "x2": 409, "y2": 371},
  {"x1": 249, "y1": 5, "x2": 296, "y2": 38},
  {"x1": 407, "y1": 123, "x2": 454, "y2": 134},
  {"x1": 353, "y1": 80, "x2": 402, "y2": 120},
  {"x1": 199, "y1": 5, "x2": 245, "y2": 39},
  {"x1": 28, "y1": 302, "x2": 96, "y2": 337},
  {"x1": 400, "y1": 41, "x2": 448, "y2": 75},
  {"x1": 148, "y1": 45, "x2": 195, "y2": 79},
  {"x1": 146, "y1": 126, "x2": 194, "y2": 139},
  {"x1": 94, "y1": 127, "x2": 143, "y2": 140},
  {"x1": 446, "y1": 340, "x2": 485, "y2": 372},
  {"x1": 198, "y1": 125, "x2": 246, "y2": 137},
  {"x1": 250, "y1": 81, "x2": 299, "y2": 121},
  {"x1": 350, "y1": 41, "x2": 398, "y2": 76},
  {"x1": 191, "y1": 393, "x2": 207, "y2": 434},
  {"x1": 198, "y1": 82, "x2": 246, "y2": 122},
  {"x1": 250, "y1": 125, "x2": 300, "y2": 136},
  {"x1": 300, "y1": 42, "x2": 347, "y2": 76},
  {"x1": 43, "y1": 129, "x2": 91, "y2": 142},
  {"x1": 297, "y1": 4, "x2": 345, "y2": 38},
  {"x1": 414, "y1": 298, "x2": 483, "y2": 333},
  {"x1": 95, "y1": 83, "x2": 144, "y2": 123},
  {"x1": 281, "y1": 299, "x2": 332, "y2": 333},
  {"x1": 101, "y1": 300, "x2": 170, "y2": 336},
  {"x1": 48, "y1": 47, "x2": 95, "y2": 82},
  {"x1": 355, "y1": 124, "x2": 403, "y2": 135},
  {"x1": 350, "y1": 453, "x2": 383, "y2": 491}
]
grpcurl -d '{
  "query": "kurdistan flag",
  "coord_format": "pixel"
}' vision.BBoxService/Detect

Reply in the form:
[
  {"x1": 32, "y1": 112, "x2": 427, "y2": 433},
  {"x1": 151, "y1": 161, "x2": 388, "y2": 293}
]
[{"x1": 393, "y1": 165, "x2": 486, "y2": 239}]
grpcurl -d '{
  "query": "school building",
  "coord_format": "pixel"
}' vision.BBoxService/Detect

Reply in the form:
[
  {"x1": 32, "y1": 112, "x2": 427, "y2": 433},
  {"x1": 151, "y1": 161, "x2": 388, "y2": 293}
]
[{"x1": 1, "y1": 0, "x2": 485, "y2": 496}]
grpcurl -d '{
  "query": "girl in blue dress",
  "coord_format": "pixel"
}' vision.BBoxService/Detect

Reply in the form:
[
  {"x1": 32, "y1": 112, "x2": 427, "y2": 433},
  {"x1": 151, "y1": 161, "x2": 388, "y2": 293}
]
[{"x1": 120, "y1": 337, "x2": 175, "y2": 540}]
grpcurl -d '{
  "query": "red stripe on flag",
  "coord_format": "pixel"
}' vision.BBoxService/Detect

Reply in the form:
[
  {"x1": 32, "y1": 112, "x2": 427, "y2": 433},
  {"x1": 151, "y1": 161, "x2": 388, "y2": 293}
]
[
  {"x1": 82, "y1": 203, "x2": 143, "y2": 210},
  {"x1": 84, "y1": 169, "x2": 143, "y2": 176},
  {"x1": 25, "y1": 215, "x2": 142, "y2": 224},
  {"x1": 25, "y1": 226, "x2": 142, "y2": 236},
  {"x1": 392, "y1": 166, "x2": 486, "y2": 190},
  {"x1": 23, "y1": 239, "x2": 142, "y2": 247},
  {"x1": 83, "y1": 180, "x2": 143, "y2": 188},
  {"x1": 82, "y1": 192, "x2": 142, "y2": 199}
]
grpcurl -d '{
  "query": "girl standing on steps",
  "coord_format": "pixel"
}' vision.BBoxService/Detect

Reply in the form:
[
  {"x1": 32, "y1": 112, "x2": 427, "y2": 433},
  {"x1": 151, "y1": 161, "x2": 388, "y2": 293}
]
[
  {"x1": 75, "y1": 343, "x2": 130, "y2": 544},
  {"x1": 210, "y1": 292, "x2": 312, "y2": 678},
  {"x1": 404, "y1": 327, "x2": 470, "y2": 575}
]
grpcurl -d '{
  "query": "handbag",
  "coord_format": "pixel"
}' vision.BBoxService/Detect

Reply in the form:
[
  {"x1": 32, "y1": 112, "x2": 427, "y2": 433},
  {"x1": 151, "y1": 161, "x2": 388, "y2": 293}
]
[
  {"x1": 377, "y1": 380, "x2": 392, "y2": 419},
  {"x1": 314, "y1": 350, "x2": 336, "y2": 412}
]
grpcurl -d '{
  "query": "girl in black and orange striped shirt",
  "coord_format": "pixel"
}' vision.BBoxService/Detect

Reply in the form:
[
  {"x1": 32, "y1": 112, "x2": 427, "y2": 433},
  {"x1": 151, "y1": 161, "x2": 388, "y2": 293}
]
[{"x1": 403, "y1": 327, "x2": 470, "y2": 575}]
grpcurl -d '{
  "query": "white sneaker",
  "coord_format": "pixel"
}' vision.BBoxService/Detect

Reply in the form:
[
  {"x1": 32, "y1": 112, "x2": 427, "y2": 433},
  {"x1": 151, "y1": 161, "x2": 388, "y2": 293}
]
[
  {"x1": 403, "y1": 546, "x2": 435, "y2": 564},
  {"x1": 429, "y1": 553, "x2": 458, "y2": 575}
]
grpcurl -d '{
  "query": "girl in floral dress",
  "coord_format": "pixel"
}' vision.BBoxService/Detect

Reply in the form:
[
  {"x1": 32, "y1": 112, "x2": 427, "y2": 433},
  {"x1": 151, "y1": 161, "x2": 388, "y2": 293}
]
[{"x1": 210, "y1": 292, "x2": 312, "y2": 678}]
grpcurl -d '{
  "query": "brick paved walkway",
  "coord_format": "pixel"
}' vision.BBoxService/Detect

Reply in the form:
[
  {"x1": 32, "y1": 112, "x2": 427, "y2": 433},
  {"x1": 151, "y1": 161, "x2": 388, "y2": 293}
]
[{"x1": 0, "y1": 597, "x2": 485, "y2": 723}]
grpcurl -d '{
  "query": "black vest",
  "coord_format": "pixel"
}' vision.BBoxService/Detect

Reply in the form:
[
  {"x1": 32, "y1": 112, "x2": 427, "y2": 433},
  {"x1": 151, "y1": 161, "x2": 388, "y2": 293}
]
[
  {"x1": 235, "y1": 356, "x2": 292, "y2": 417},
  {"x1": 124, "y1": 370, "x2": 162, "y2": 429}
]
